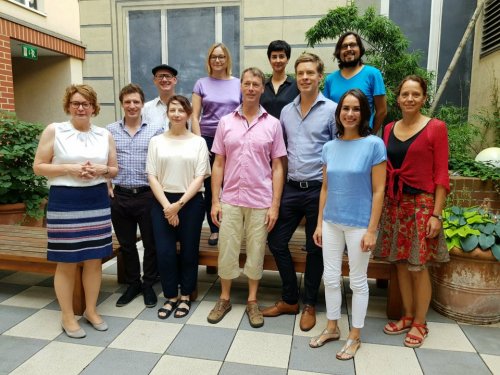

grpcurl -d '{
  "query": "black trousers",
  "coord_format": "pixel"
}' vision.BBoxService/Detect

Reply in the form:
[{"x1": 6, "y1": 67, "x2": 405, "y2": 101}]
[
  {"x1": 202, "y1": 135, "x2": 219, "y2": 234},
  {"x1": 267, "y1": 183, "x2": 323, "y2": 305},
  {"x1": 111, "y1": 189, "x2": 157, "y2": 288}
]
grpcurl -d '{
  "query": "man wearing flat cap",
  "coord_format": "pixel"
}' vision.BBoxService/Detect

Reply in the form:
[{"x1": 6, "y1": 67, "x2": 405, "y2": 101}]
[{"x1": 142, "y1": 64, "x2": 178, "y2": 128}]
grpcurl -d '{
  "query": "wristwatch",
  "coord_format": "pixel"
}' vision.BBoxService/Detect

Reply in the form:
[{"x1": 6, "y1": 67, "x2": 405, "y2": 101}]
[
  {"x1": 431, "y1": 213, "x2": 443, "y2": 221},
  {"x1": 178, "y1": 199, "x2": 185, "y2": 208}
]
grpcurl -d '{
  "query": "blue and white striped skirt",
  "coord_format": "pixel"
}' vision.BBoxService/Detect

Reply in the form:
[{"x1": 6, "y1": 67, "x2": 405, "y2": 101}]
[{"x1": 46, "y1": 183, "x2": 113, "y2": 263}]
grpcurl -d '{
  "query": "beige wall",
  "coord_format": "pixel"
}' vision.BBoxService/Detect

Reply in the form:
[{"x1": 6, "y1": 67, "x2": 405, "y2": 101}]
[
  {"x1": 469, "y1": 10, "x2": 500, "y2": 133},
  {"x1": 0, "y1": 0, "x2": 81, "y2": 40},
  {"x1": 12, "y1": 56, "x2": 82, "y2": 126}
]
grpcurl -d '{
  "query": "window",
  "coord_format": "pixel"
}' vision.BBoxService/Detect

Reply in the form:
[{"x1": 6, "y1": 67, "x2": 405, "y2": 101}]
[
  {"x1": 481, "y1": 0, "x2": 500, "y2": 57},
  {"x1": 128, "y1": 6, "x2": 240, "y2": 100},
  {"x1": 13, "y1": 0, "x2": 39, "y2": 10}
]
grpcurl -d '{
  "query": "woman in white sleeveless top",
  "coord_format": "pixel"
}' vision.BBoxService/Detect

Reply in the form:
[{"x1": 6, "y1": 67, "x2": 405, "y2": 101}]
[{"x1": 34, "y1": 84, "x2": 118, "y2": 339}]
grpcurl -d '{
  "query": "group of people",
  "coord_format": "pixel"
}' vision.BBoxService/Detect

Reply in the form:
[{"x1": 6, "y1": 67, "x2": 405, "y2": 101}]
[{"x1": 33, "y1": 31, "x2": 450, "y2": 361}]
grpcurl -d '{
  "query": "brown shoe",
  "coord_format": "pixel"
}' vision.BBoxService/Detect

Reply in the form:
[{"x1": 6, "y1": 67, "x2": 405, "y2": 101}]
[
  {"x1": 261, "y1": 300, "x2": 299, "y2": 317},
  {"x1": 246, "y1": 301, "x2": 264, "y2": 328},
  {"x1": 207, "y1": 299, "x2": 232, "y2": 324},
  {"x1": 300, "y1": 305, "x2": 316, "y2": 331}
]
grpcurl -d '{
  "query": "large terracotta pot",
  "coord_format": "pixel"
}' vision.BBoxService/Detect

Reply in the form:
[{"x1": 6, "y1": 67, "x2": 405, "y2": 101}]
[
  {"x1": 0, "y1": 202, "x2": 45, "y2": 227},
  {"x1": 430, "y1": 247, "x2": 500, "y2": 324}
]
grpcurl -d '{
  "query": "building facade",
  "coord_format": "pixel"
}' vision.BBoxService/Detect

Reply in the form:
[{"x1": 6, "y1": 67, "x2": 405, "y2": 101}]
[{"x1": 0, "y1": 0, "x2": 84, "y2": 125}]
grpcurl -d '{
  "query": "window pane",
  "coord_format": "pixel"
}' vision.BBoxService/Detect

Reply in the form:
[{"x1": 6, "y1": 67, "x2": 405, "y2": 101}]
[
  {"x1": 222, "y1": 6, "x2": 240, "y2": 77},
  {"x1": 167, "y1": 8, "x2": 215, "y2": 96},
  {"x1": 129, "y1": 10, "x2": 162, "y2": 101}
]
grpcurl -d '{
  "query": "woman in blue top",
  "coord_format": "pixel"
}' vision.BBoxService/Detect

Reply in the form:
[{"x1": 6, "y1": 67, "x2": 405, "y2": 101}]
[{"x1": 310, "y1": 89, "x2": 387, "y2": 360}]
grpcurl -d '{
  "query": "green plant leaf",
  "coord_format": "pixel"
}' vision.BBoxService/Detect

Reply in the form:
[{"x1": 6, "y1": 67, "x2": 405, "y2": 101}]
[
  {"x1": 482, "y1": 223, "x2": 495, "y2": 235},
  {"x1": 491, "y1": 243, "x2": 500, "y2": 261},
  {"x1": 456, "y1": 226, "x2": 481, "y2": 237},
  {"x1": 494, "y1": 223, "x2": 500, "y2": 236},
  {"x1": 478, "y1": 234, "x2": 496, "y2": 249},
  {"x1": 466, "y1": 215, "x2": 487, "y2": 224},
  {"x1": 460, "y1": 236, "x2": 479, "y2": 252}
]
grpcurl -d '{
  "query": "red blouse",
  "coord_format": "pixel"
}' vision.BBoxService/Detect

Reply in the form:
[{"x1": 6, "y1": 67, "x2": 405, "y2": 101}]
[{"x1": 383, "y1": 118, "x2": 450, "y2": 200}]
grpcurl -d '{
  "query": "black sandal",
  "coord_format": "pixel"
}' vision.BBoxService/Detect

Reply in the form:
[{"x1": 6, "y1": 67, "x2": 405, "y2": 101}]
[
  {"x1": 174, "y1": 299, "x2": 191, "y2": 318},
  {"x1": 158, "y1": 300, "x2": 178, "y2": 319}
]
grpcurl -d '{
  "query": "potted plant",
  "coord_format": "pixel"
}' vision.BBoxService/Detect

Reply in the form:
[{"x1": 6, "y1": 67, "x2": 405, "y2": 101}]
[
  {"x1": 429, "y1": 205, "x2": 500, "y2": 324},
  {"x1": 0, "y1": 111, "x2": 48, "y2": 225}
]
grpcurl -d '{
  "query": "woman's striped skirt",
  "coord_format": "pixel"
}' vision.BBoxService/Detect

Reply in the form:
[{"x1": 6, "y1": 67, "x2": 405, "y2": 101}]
[{"x1": 46, "y1": 183, "x2": 113, "y2": 262}]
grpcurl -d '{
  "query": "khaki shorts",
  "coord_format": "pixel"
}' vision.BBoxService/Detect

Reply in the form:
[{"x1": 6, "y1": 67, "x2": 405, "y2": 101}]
[{"x1": 217, "y1": 203, "x2": 268, "y2": 280}]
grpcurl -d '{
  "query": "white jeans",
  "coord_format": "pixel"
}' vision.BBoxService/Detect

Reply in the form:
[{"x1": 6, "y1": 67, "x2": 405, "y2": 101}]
[{"x1": 322, "y1": 221, "x2": 371, "y2": 328}]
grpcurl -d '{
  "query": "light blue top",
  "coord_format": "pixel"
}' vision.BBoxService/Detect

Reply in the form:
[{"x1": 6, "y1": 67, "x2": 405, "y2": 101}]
[
  {"x1": 323, "y1": 65, "x2": 386, "y2": 128},
  {"x1": 280, "y1": 92, "x2": 337, "y2": 181},
  {"x1": 321, "y1": 135, "x2": 386, "y2": 227}
]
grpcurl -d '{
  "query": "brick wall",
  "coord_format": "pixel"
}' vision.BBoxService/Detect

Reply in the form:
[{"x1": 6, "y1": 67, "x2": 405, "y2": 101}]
[
  {"x1": 0, "y1": 18, "x2": 85, "y2": 112},
  {"x1": 448, "y1": 176, "x2": 500, "y2": 211}
]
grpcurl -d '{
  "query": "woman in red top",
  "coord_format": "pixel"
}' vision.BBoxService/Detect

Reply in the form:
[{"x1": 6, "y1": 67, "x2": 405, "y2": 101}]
[{"x1": 374, "y1": 75, "x2": 449, "y2": 348}]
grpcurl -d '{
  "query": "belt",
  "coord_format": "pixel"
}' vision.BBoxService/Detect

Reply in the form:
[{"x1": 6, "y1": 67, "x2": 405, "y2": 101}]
[
  {"x1": 114, "y1": 185, "x2": 151, "y2": 195},
  {"x1": 287, "y1": 179, "x2": 322, "y2": 189}
]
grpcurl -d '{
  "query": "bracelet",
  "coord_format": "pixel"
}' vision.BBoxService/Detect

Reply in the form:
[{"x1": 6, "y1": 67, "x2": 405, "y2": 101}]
[{"x1": 104, "y1": 167, "x2": 109, "y2": 176}]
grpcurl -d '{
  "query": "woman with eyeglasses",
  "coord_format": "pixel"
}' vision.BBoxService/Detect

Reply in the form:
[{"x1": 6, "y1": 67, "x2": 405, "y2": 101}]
[
  {"x1": 191, "y1": 43, "x2": 241, "y2": 246},
  {"x1": 33, "y1": 84, "x2": 118, "y2": 339}
]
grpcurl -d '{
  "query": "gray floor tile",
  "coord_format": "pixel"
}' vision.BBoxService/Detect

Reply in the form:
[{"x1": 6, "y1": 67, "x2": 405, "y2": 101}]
[
  {"x1": 167, "y1": 324, "x2": 236, "y2": 361},
  {"x1": 239, "y1": 309, "x2": 296, "y2": 335},
  {"x1": 80, "y1": 348, "x2": 161, "y2": 375},
  {"x1": 36, "y1": 276, "x2": 54, "y2": 287},
  {"x1": 137, "y1": 300, "x2": 200, "y2": 323},
  {"x1": 416, "y1": 348, "x2": 492, "y2": 375},
  {"x1": 289, "y1": 335, "x2": 355, "y2": 375},
  {"x1": 0, "y1": 335, "x2": 49, "y2": 374},
  {"x1": 0, "y1": 282, "x2": 30, "y2": 303},
  {"x1": 0, "y1": 270, "x2": 15, "y2": 279},
  {"x1": 460, "y1": 324, "x2": 500, "y2": 355},
  {"x1": 426, "y1": 306, "x2": 458, "y2": 324},
  {"x1": 219, "y1": 362, "x2": 287, "y2": 375},
  {"x1": 56, "y1": 316, "x2": 133, "y2": 347},
  {"x1": 359, "y1": 316, "x2": 406, "y2": 346},
  {"x1": 0, "y1": 305, "x2": 38, "y2": 334},
  {"x1": 102, "y1": 262, "x2": 118, "y2": 275}
]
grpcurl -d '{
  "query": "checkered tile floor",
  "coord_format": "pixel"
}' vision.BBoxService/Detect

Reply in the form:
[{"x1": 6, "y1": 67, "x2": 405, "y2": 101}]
[{"x1": 1, "y1": 241, "x2": 499, "y2": 375}]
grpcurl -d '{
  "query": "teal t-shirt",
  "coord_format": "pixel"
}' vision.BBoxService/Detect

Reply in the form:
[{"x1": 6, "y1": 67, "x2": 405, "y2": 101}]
[
  {"x1": 321, "y1": 135, "x2": 386, "y2": 227},
  {"x1": 323, "y1": 65, "x2": 386, "y2": 128}
]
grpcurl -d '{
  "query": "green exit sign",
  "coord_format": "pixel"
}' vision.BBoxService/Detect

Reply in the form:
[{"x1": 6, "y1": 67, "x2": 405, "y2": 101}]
[{"x1": 21, "y1": 44, "x2": 38, "y2": 60}]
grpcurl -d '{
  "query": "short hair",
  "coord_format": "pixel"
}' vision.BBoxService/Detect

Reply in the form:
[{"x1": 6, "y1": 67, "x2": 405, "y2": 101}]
[
  {"x1": 167, "y1": 95, "x2": 193, "y2": 117},
  {"x1": 206, "y1": 43, "x2": 233, "y2": 77},
  {"x1": 396, "y1": 75, "x2": 428, "y2": 97},
  {"x1": 119, "y1": 83, "x2": 145, "y2": 104},
  {"x1": 267, "y1": 40, "x2": 291, "y2": 59},
  {"x1": 241, "y1": 67, "x2": 266, "y2": 86},
  {"x1": 334, "y1": 32, "x2": 365, "y2": 68},
  {"x1": 335, "y1": 89, "x2": 372, "y2": 138},
  {"x1": 294, "y1": 53, "x2": 324, "y2": 75},
  {"x1": 62, "y1": 84, "x2": 100, "y2": 116}
]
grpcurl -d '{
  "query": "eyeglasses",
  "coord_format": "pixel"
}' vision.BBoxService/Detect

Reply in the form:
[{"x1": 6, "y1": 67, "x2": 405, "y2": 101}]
[
  {"x1": 70, "y1": 101, "x2": 92, "y2": 109},
  {"x1": 209, "y1": 55, "x2": 226, "y2": 61},
  {"x1": 340, "y1": 42, "x2": 358, "y2": 50},
  {"x1": 155, "y1": 73, "x2": 175, "y2": 80}
]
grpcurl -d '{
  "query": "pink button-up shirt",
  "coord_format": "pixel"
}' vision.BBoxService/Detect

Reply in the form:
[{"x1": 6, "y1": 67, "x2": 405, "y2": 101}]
[{"x1": 212, "y1": 106, "x2": 287, "y2": 209}]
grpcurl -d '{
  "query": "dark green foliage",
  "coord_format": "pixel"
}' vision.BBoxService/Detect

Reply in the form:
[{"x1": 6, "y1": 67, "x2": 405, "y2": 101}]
[
  {"x1": 443, "y1": 206, "x2": 500, "y2": 260},
  {"x1": 305, "y1": 3, "x2": 433, "y2": 122},
  {"x1": 0, "y1": 111, "x2": 48, "y2": 218}
]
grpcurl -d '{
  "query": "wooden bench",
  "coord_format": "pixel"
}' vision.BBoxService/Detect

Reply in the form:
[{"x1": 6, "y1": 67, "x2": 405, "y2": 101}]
[
  {"x1": 197, "y1": 227, "x2": 402, "y2": 320},
  {"x1": 0, "y1": 224, "x2": 124, "y2": 315}
]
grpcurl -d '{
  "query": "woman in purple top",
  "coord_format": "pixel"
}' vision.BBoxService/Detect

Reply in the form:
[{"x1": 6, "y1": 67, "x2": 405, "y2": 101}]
[{"x1": 192, "y1": 43, "x2": 240, "y2": 246}]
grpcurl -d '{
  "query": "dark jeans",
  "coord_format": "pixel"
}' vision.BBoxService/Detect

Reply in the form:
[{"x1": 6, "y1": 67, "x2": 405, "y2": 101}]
[
  {"x1": 202, "y1": 135, "x2": 218, "y2": 234},
  {"x1": 151, "y1": 192, "x2": 205, "y2": 298},
  {"x1": 111, "y1": 189, "x2": 157, "y2": 288},
  {"x1": 267, "y1": 183, "x2": 323, "y2": 305}
]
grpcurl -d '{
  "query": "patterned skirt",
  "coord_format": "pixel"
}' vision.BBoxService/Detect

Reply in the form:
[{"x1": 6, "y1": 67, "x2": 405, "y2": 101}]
[
  {"x1": 46, "y1": 183, "x2": 113, "y2": 263},
  {"x1": 373, "y1": 192, "x2": 449, "y2": 270}
]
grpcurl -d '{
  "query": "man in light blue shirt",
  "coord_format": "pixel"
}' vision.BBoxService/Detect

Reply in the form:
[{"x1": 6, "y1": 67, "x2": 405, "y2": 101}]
[
  {"x1": 107, "y1": 84, "x2": 163, "y2": 308},
  {"x1": 323, "y1": 32, "x2": 387, "y2": 133},
  {"x1": 263, "y1": 53, "x2": 337, "y2": 332}
]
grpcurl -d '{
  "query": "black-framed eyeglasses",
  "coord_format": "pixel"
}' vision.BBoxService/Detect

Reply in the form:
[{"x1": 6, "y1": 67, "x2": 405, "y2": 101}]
[
  {"x1": 155, "y1": 73, "x2": 175, "y2": 80},
  {"x1": 70, "y1": 101, "x2": 92, "y2": 109}
]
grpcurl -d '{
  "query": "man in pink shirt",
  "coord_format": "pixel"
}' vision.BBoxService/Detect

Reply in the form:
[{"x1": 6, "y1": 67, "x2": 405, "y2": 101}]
[{"x1": 207, "y1": 67, "x2": 287, "y2": 328}]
